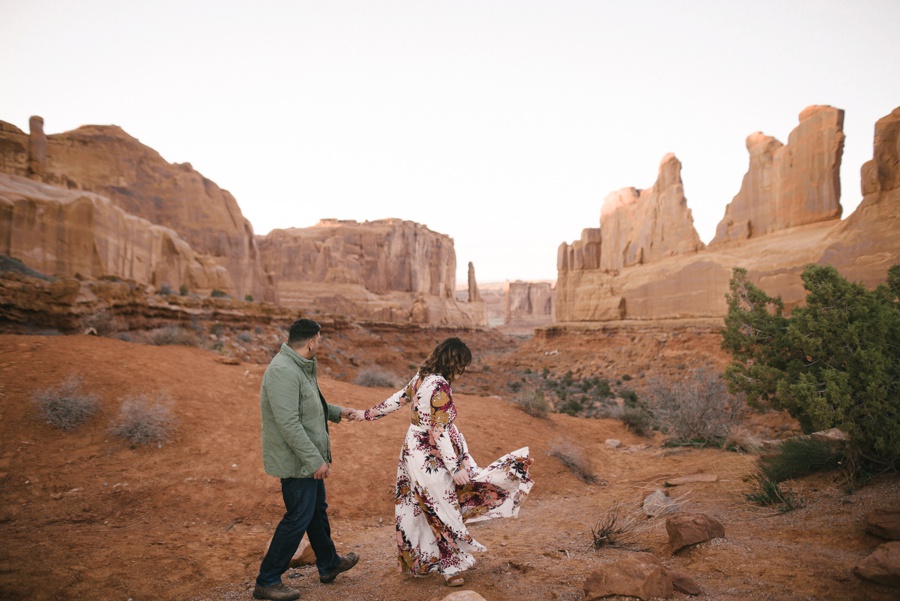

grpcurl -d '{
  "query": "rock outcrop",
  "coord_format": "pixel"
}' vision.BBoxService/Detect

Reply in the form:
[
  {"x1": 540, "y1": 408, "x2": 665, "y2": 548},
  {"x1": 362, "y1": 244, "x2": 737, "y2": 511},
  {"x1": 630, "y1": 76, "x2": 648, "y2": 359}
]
[
  {"x1": 556, "y1": 105, "x2": 898, "y2": 323},
  {"x1": 712, "y1": 106, "x2": 844, "y2": 244},
  {"x1": 257, "y1": 219, "x2": 486, "y2": 326},
  {"x1": 504, "y1": 280, "x2": 555, "y2": 328},
  {"x1": 0, "y1": 172, "x2": 231, "y2": 293},
  {"x1": 0, "y1": 118, "x2": 273, "y2": 302}
]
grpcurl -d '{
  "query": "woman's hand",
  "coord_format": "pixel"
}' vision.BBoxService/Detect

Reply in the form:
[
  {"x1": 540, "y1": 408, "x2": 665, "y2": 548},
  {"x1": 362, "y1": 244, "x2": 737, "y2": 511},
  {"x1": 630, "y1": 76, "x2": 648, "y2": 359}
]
[{"x1": 452, "y1": 469, "x2": 471, "y2": 486}]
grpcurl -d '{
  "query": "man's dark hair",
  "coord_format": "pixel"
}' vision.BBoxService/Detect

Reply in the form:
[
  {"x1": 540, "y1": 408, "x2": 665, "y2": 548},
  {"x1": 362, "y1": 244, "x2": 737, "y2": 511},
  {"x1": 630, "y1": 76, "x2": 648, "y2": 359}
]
[{"x1": 288, "y1": 318, "x2": 321, "y2": 345}]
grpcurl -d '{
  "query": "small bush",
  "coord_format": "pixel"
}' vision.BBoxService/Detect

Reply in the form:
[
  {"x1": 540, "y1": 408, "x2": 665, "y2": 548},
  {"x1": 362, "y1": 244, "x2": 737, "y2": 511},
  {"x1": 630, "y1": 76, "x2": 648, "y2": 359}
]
[
  {"x1": 237, "y1": 331, "x2": 253, "y2": 343},
  {"x1": 179, "y1": 285, "x2": 189, "y2": 296},
  {"x1": 722, "y1": 427, "x2": 763, "y2": 454},
  {"x1": 159, "y1": 284, "x2": 173, "y2": 295},
  {"x1": 146, "y1": 326, "x2": 200, "y2": 346},
  {"x1": 77, "y1": 309, "x2": 124, "y2": 337},
  {"x1": 210, "y1": 289, "x2": 228, "y2": 298},
  {"x1": 645, "y1": 367, "x2": 745, "y2": 446},
  {"x1": 620, "y1": 406, "x2": 653, "y2": 436},
  {"x1": 110, "y1": 393, "x2": 177, "y2": 447},
  {"x1": 33, "y1": 376, "x2": 100, "y2": 431},
  {"x1": 590, "y1": 502, "x2": 640, "y2": 549},
  {"x1": 512, "y1": 386, "x2": 550, "y2": 418},
  {"x1": 746, "y1": 474, "x2": 802, "y2": 512},
  {"x1": 244, "y1": 295, "x2": 254, "y2": 302},
  {"x1": 549, "y1": 439, "x2": 597, "y2": 484},
  {"x1": 354, "y1": 368, "x2": 399, "y2": 388},
  {"x1": 758, "y1": 436, "x2": 845, "y2": 483}
]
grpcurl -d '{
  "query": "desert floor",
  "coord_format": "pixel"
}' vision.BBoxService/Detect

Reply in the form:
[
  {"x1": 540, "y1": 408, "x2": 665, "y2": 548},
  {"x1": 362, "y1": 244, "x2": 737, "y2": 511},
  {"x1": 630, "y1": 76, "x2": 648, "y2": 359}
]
[{"x1": 1, "y1": 327, "x2": 898, "y2": 601}]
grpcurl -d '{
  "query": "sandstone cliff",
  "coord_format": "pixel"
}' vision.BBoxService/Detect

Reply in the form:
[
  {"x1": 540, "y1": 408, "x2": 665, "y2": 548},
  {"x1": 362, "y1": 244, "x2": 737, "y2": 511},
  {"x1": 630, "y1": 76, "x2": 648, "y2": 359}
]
[
  {"x1": 712, "y1": 106, "x2": 844, "y2": 244},
  {"x1": 0, "y1": 118, "x2": 273, "y2": 302},
  {"x1": 504, "y1": 281, "x2": 555, "y2": 328},
  {"x1": 257, "y1": 219, "x2": 486, "y2": 327},
  {"x1": 557, "y1": 105, "x2": 898, "y2": 322},
  {"x1": 0, "y1": 172, "x2": 231, "y2": 293}
]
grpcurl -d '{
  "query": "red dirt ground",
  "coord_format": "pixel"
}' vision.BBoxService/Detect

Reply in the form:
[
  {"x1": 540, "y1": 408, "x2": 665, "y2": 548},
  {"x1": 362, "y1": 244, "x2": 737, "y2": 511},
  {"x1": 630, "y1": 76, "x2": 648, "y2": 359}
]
[{"x1": 1, "y1": 328, "x2": 898, "y2": 601}]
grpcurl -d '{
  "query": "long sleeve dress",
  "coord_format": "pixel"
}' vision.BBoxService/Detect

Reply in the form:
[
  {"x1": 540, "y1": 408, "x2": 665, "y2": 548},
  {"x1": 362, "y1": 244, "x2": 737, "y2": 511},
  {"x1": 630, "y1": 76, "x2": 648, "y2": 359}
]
[{"x1": 364, "y1": 372, "x2": 533, "y2": 578}]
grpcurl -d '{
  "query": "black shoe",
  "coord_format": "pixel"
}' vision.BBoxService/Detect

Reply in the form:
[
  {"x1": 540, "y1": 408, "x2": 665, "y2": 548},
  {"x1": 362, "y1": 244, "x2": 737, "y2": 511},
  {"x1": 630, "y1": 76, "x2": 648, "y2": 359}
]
[
  {"x1": 319, "y1": 552, "x2": 360, "y2": 583},
  {"x1": 252, "y1": 582, "x2": 301, "y2": 601}
]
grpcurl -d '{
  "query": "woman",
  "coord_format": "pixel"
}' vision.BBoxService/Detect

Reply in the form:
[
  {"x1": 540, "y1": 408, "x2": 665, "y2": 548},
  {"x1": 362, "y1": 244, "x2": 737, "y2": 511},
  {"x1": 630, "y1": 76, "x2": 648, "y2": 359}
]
[{"x1": 352, "y1": 337, "x2": 533, "y2": 587}]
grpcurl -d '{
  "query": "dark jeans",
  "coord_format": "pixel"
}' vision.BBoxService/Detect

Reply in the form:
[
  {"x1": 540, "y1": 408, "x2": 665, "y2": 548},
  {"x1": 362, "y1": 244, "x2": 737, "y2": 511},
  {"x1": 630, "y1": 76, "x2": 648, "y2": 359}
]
[{"x1": 256, "y1": 477, "x2": 340, "y2": 587}]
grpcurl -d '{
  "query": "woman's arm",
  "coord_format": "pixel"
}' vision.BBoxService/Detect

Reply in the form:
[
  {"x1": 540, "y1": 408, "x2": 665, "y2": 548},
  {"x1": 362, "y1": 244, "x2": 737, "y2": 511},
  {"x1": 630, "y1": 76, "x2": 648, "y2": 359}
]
[{"x1": 362, "y1": 375, "x2": 417, "y2": 421}]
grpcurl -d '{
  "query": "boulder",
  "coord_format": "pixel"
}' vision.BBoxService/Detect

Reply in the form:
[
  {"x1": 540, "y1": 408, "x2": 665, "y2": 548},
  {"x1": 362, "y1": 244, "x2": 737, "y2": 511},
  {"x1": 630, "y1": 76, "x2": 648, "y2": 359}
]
[
  {"x1": 666, "y1": 513, "x2": 725, "y2": 554},
  {"x1": 852, "y1": 541, "x2": 900, "y2": 588},
  {"x1": 669, "y1": 569, "x2": 702, "y2": 595},
  {"x1": 583, "y1": 552, "x2": 674, "y2": 600},
  {"x1": 866, "y1": 509, "x2": 900, "y2": 541}
]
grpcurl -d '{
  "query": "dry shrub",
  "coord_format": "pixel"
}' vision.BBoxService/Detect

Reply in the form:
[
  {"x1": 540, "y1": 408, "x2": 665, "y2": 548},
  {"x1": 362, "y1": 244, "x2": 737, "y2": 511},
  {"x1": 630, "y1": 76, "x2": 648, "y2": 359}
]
[
  {"x1": 723, "y1": 426, "x2": 763, "y2": 454},
  {"x1": 512, "y1": 386, "x2": 550, "y2": 418},
  {"x1": 32, "y1": 375, "x2": 100, "y2": 431},
  {"x1": 110, "y1": 393, "x2": 177, "y2": 447},
  {"x1": 354, "y1": 367, "x2": 399, "y2": 388},
  {"x1": 549, "y1": 439, "x2": 597, "y2": 484},
  {"x1": 77, "y1": 309, "x2": 124, "y2": 336},
  {"x1": 645, "y1": 366, "x2": 745, "y2": 446},
  {"x1": 145, "y1": 326, "x2": 200, "y2": 346},
  {"x1": 590, "y1": 502, "x2": 642, "y2": 549}
]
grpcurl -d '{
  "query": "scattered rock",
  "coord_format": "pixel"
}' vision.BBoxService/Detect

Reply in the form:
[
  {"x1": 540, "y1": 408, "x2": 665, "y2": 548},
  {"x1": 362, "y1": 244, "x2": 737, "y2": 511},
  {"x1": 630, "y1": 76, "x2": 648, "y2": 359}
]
[
  {"x1": 665, "y1": 473, "x2": 718, "y2": 486},
  {"x1": 643, "y1": 489, "x2": 679, "y2": 517},
  {"x1": 852, "y1": 541, "x2": 900, "y2": 588},
  {"x1": 605, "y1": 439, "x2": 621, "y2": 448},
  {"x1": 669, "y1": 569, "x2": 701, "y2": 595},
  {"x1": 666, "y1": 513, "x2": 725, "y2": 554},
  {"x1": 583, "y1": 552, "x2": 674, "y2": 600},
  {"x1": 866, "y1": 509, "x2": 900, "y2": 541},
  {"x1": 430, "y1": 591, "x2": 488, "y2": 601}
]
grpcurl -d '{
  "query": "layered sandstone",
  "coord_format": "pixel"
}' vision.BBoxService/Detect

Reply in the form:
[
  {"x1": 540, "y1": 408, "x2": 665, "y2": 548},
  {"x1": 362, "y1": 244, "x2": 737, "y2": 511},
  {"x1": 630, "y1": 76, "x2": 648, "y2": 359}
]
[
  {"x1": 557, "y1": 105, "x2": 898, "y2": 323},
  {"x1": 819, "y1": 106, "x2": 900, "y2": 288},
  {"x1": 0, "y1": 119, "x2": 273, "y2": 302},
  {"x1": 712, "y1": 106, "x2": 844, "y2": 244},
  {"x1": 504, "y1": 280, "x2": 555, "y2": 327},
  {"x1": 257, "y1": 219, "x2": 486, "y2": 326},
  {"x1": 0, "y1": 172, "x2": 231, "y2": 292}
]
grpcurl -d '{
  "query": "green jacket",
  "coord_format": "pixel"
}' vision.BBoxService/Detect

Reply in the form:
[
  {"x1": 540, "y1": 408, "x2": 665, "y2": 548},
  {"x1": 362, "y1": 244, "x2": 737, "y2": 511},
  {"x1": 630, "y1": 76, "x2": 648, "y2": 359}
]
[{"x1": 260, "y1": 343, "x2": 343, "y2": 478}]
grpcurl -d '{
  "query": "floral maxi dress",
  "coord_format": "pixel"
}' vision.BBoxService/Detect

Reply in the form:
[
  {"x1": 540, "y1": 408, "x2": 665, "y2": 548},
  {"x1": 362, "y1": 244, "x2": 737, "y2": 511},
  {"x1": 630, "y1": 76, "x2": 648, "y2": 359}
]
[{"x1": 364, "y1": 373, "x2": 534, "y2": 577}]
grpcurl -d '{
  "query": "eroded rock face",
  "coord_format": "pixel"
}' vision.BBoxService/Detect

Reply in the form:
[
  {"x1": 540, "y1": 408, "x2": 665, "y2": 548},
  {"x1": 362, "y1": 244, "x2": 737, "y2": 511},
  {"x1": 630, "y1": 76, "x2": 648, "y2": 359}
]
[
  {"x1": 0, "y1": 119, "x2": 273, "y2": 302},
  {"x1": 712, "y1": 106, "x2": 844, "y2": 245},
  {"x1": 504, "y1": 280, "x2": 555, "y2": 327},
  {"x1": 0, "y1": 172, "x2": 231, "y2": 293},
  {"x1": 257, "y1": 219, "x2": 486, "y2": 326},
  {"x1": 557, "y1": 105, "x2": 898, "y2": 323},
  {"x1": 559, "y1": 154, "x2": 703, "y2": 275}
]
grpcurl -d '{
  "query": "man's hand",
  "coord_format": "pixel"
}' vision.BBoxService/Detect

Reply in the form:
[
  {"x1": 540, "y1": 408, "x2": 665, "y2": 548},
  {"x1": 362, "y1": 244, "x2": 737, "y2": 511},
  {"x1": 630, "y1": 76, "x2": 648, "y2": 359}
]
[
  {"x1": 340, "y1": 407, "x2": 364, "y2": 422},
  {"x1": 313, "y1": 462, "x2": 330, "y2": 479}
]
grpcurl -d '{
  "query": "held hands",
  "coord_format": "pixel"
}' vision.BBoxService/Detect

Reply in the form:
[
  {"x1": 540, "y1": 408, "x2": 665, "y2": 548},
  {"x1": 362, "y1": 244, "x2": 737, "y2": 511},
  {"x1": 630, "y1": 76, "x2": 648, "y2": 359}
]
[
  {"x1": 452, "y1": 469, "x2": 471, "y2": 487},
  {"x1": 340, "y1": 407, "x2": 366, "y2": 422}
]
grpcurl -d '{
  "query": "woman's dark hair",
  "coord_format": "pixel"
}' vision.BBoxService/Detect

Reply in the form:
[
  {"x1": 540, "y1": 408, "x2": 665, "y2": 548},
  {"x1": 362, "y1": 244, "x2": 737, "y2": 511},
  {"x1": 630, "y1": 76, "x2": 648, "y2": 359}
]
[{"x1": 419, "y1": 337, "x2": 472, "y2": 382}]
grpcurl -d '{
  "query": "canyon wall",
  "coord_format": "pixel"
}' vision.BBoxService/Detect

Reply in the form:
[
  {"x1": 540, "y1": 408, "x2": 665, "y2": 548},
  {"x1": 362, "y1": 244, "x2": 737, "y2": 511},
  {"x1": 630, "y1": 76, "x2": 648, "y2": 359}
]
[
  {"x1": 504, "y1": 281, "x2": 555, "y2": 328},
  {"x1": 0, "y1": 119, "x2": 273, "y2": 302},
  {"x1": 557, "y1": 105, "x2": 898, "y2": 322},
  {"x1": 1, "y1": 117, "x2": 486, "y2": 328},
  {"x1": 257, "y1": 219, "x2": 486, "y2": 326}
]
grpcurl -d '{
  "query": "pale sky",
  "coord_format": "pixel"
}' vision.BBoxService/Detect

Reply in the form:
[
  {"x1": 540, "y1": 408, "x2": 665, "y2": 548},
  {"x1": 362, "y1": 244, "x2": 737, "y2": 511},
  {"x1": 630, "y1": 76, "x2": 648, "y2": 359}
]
[{"x1": 2, "y1": 1, "x2": 898, "y2": 284}]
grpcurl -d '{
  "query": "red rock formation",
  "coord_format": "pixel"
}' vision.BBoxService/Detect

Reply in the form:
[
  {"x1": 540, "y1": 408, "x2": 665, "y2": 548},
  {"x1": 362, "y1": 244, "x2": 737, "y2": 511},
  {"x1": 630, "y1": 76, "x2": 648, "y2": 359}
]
[
  {"x1": 556, "y1": 106, "x2": 897, "y2": 323},
  {"x1": 467, "y1": 262, "x2": 481, "y2": 303},
  {"x1": 504, "y1": 280, "x2": 555, "y2": 327},
  {"x1": 819, "y1": 106, "x2": 900, "y2": 288},
  {"x1": 0, "y1": 119, "x2": 273, "y2": 302},
  {"x1": 257, "y1": 219, "x2": 486, "y2": 326},
  {"x1": 712, "y1": 106, "x2": 844, "y2": 244},
  {"x1": 0, "y1": 172, "x2": 231, "y2": 292}
]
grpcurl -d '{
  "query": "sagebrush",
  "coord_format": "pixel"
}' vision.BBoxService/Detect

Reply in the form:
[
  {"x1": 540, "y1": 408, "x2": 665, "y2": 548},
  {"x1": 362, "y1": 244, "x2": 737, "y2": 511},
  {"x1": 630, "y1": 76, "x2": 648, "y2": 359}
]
[
  {"x1": 548, "y1": 439, "x2": 598, "y2": 484},
  {"x1": 32, "y1": 375, "x2": 100, "y2": 431},
  {"x1": 645, "y1": 366, "x2": 744, "y2": 446},
  {"x1": 110, "y1": 393, "x2": 177, "y2": 447},
  {"x1": 354, "y1": 368, "x2": 399, "y2": 388}
]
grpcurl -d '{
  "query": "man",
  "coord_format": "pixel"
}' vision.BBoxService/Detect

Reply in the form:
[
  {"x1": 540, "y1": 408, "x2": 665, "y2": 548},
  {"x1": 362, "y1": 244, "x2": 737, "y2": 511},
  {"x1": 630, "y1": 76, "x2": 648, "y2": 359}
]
[{"x1": 253, "y1": 318, "x2": 359, "y2": 601}]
